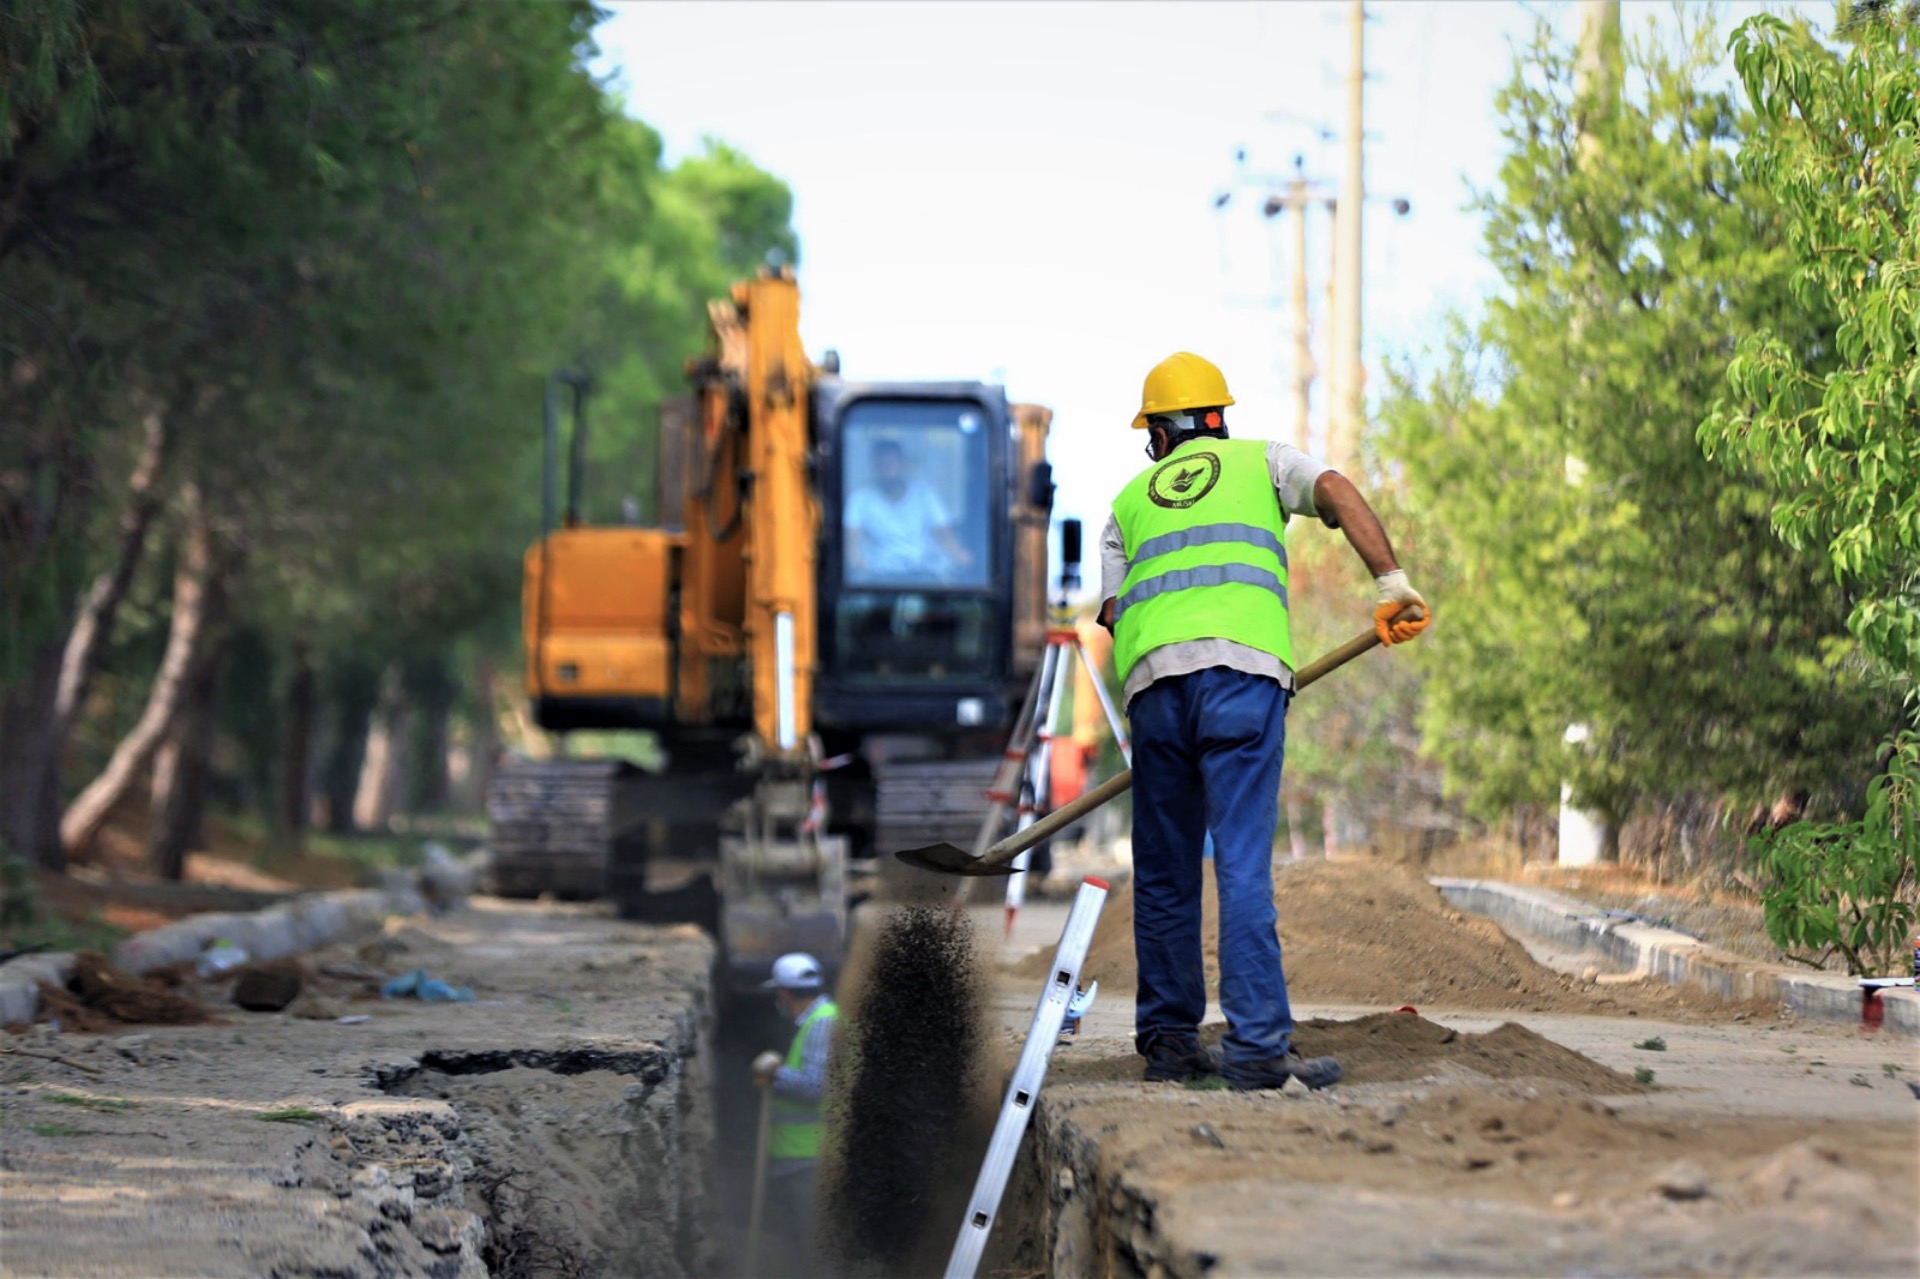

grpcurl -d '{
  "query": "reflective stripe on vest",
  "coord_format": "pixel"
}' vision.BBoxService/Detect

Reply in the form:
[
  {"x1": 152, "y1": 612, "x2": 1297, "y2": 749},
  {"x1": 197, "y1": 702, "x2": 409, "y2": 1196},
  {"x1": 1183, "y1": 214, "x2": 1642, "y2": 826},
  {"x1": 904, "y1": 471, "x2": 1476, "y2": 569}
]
[
  {"x1": 1128, "y1": 521, "x2": 1287, "y2": 569},
  {"x1": 770, "y1": 997, "x2": 836, "y2": 1160},
  {"x1": 1110, "y1": 437, "x2": 1293, "y2": 687},
  {"x1": 1115, "y1": 561, "x2": 1289, "y2": 623}
]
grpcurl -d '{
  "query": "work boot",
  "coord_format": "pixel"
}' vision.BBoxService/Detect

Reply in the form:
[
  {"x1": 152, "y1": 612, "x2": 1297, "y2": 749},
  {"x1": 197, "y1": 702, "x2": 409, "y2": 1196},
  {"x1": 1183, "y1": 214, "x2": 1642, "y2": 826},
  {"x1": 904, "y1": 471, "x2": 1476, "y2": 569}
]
[
  {"x1": 1221, "y1": 1050, "x2": 1342, "y2": 1092},
  {"x1": 1139, "y1": 1034, "x2": 1221, "y2": 1083}
]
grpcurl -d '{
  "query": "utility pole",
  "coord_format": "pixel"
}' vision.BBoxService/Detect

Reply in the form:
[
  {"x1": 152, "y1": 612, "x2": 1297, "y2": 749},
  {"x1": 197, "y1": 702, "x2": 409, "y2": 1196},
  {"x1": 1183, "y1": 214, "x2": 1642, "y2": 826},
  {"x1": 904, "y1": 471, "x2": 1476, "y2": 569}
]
[
  {"x1": 1328, "y1": 0, "x2": 1366, "y2": 474},
  {"x1": 1557, "y1": 0, "x2": 1620, "y2": 869},
  {"x1": 1289, "y1": 166, "x2": 1314, "y2": 453},
  {"x1": 1261, "y1": 159, "x2": 1332, "y2": 454}
]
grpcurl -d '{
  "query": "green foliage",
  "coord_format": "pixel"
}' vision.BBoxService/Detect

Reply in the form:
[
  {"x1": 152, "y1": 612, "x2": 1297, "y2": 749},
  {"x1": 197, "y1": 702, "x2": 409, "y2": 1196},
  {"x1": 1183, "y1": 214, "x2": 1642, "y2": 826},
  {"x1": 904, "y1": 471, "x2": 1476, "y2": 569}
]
[
  {"x1": 1, "y1": 1, "x2": 798, "y2": 854},
  {"x1": 0, "y1": 854, "x2": 126, "y2": 953},
  {"x1": 1752, "y1": 732, "x2": 1919, "y2": 976},
  {"x1": 1381, "y1": 12, "x2": 1896, "y2": 828},
  {"x1": 1633, "y1": 1037, "x2": 1667, "y2": 1052},
  {"x1": 256, "y1": 1106, "x2": 322, "y2": 1123},
  {"x1": 1702, "y1": 12, "x2": 1920, "y2": 690},
  {"x1": 1632, "y1": 1066, "x2": 1657, "y2": 1086},
  {"x1": 47, "y1": 1093, "x2": 136, "y2": 1112}
]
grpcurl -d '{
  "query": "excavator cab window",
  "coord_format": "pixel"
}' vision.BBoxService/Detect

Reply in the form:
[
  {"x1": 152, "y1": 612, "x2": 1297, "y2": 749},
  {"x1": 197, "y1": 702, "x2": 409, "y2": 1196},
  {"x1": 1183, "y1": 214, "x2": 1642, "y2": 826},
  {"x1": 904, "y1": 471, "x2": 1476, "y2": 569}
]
[
  {"x1": 840, "y1": 405, "x2": 990, "y2": 589},
  {"x1": 826, "y1": 397, "x2": 1006, "y2": 691}
]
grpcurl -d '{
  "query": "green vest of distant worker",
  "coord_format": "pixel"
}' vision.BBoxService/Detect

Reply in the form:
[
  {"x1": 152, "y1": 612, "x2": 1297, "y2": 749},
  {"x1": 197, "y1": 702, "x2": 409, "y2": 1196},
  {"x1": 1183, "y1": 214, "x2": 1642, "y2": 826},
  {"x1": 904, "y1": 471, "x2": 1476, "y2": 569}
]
[
  {"x1": 1112, "y1": 437, "x2": 1294, "y2": 686},
  {"x1": 770, "y1": 997, "x2": 838, "y2": 1160}
]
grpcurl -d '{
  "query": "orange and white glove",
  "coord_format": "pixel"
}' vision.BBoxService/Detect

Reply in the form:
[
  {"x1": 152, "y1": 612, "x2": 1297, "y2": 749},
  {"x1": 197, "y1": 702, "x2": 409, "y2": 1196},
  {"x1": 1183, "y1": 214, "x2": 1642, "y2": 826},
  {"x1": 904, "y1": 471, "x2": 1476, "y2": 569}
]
[{"x1": 1372, "y1": 570, "x2": 1431, "y2": 646}]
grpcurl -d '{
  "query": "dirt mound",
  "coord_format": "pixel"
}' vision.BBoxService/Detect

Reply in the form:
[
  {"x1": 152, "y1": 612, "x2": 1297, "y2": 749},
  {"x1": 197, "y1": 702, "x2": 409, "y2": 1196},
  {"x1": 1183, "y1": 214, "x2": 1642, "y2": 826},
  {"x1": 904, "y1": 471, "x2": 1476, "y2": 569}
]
[
  {"x1": 1293, "y1": 1013, "x2": 1641, "y2": 1091},
  {"x1": 1052, "y1": 1011, "x2": 1643, "y2": 1093},
  {"x1": 1018, "y1": 859, "x2": 1743, "y2": 1016},
  {"x1": 32, "y1": 951, "x2": 211, "y2": 1032}
]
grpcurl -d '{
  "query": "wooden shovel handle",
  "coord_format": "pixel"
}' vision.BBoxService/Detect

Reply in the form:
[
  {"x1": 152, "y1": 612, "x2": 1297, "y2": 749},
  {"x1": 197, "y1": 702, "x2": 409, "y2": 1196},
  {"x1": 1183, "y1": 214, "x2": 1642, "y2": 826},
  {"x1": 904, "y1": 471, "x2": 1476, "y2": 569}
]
[{"x1": 975, "y1": 611, "x2": 1414, "y2": 870}]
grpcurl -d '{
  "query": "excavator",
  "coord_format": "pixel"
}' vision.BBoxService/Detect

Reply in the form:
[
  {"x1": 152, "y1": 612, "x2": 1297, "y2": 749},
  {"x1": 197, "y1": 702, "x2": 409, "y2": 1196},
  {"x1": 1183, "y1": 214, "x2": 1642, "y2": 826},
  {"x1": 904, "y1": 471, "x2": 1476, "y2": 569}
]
[{"x1": 486, "y1": 268, "x2": 1055, "y2": 987}]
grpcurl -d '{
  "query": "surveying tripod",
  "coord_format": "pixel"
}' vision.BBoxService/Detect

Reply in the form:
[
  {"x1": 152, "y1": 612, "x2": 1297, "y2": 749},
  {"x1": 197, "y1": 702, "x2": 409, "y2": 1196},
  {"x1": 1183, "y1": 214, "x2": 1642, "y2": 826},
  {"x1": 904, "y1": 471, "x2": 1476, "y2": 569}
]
[{"x1": 960, "y1": 520, "x2": 1132, "y2": 930}]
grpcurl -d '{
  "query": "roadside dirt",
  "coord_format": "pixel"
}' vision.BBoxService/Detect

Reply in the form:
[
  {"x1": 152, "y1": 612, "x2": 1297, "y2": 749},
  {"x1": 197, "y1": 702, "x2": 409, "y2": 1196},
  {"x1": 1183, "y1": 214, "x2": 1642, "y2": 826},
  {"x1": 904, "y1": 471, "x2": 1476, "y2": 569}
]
[
  {"x1": 1017, "y1": 858, "x2": 1770, "y2": 1020},
  {"x1": 982, "y1": 877, "x2": 1919, "y2": 1278},
  {"x1": 1052, "y1": 1010, "x2": 1644, "y2": 1093},
  {"x1": 0, "y1": 901, "x2": 718, "y2": 1279}
]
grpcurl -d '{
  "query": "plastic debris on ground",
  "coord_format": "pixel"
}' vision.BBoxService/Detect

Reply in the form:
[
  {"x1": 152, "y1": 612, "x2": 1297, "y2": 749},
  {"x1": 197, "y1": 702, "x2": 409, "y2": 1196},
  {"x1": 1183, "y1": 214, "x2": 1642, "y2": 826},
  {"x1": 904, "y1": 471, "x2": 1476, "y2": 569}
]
[
  {"x1": 380, "y1": 969, "x2": 474, "y2": 1002},
  {"x1": 195, "y1": 939, "x2": 251, "y2": 979}
]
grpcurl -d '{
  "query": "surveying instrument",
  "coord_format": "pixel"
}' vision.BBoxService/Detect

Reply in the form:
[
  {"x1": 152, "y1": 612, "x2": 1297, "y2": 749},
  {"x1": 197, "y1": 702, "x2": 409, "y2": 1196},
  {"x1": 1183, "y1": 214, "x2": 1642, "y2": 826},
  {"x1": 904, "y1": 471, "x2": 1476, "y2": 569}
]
[{"x1": 956, "y1": 519, "x2": 1132, "y2": 931}]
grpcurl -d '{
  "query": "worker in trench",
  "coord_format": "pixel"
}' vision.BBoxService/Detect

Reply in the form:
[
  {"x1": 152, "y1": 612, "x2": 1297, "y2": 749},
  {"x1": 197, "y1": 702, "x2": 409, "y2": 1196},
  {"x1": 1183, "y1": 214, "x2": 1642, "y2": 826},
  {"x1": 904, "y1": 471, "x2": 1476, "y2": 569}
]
[
  {"x1": 751, "y1": 952, "x2": 838, "y2": 1271},
  {"x1": 1098, "y1": 352, "x2": 1430, "y2": 1090}
]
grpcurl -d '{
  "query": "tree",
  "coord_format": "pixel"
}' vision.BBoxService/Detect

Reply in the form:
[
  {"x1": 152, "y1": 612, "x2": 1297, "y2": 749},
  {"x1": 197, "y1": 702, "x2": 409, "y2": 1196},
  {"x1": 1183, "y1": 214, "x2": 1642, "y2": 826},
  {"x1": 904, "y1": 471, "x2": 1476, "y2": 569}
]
[
  {"x1": 1696, "y1": 3, "x2": 1920, "y2": 973},
  {"x1": 1702, "y1": 5, "x2": 1920, "y2": 690},
  {"x1": 1380, "y1": 11, "x2": 1896, "y2": 857},
  {"x1": 1, "y1": 1, "x2": 800, "y2": 873}
]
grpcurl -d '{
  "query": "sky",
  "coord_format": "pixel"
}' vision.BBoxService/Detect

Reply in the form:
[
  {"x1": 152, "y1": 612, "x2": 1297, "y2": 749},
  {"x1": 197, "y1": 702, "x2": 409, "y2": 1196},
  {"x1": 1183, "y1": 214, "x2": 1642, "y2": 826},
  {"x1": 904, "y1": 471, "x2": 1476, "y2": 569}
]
[{"x1": 593, "y1": 0, "x2": 1801, "y2": 557}]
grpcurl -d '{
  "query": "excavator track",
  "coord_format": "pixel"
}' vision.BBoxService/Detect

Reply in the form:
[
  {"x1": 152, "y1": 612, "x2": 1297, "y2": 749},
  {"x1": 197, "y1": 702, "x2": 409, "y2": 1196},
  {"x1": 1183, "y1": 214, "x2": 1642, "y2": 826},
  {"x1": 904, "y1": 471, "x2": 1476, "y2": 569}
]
[{"x1": 484, "y1": 759, "x2": 643, "y2": 900}]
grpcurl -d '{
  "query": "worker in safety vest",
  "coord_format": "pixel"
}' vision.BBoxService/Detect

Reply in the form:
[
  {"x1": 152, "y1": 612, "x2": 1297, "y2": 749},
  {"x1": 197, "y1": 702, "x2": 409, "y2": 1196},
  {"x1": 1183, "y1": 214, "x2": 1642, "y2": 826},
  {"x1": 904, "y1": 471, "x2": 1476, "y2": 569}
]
[
  {"x1": 1098, "y1": 352, "x2": 1430, "y2": 1090},
  {"x1": 751, "y1": 952, "x2": 838, "y2": 1265}
]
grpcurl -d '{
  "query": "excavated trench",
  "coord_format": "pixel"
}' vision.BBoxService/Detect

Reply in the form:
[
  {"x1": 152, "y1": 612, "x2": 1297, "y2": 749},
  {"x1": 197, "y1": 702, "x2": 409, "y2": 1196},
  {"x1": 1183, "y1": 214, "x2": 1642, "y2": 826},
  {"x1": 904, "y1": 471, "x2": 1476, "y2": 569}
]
[
  {"x1": 368, "y1": 1044, "x2": 716, "y2": 1277},
  {"x1": 278, "y1": 905, "x2": 1087, "y2": 1279}
]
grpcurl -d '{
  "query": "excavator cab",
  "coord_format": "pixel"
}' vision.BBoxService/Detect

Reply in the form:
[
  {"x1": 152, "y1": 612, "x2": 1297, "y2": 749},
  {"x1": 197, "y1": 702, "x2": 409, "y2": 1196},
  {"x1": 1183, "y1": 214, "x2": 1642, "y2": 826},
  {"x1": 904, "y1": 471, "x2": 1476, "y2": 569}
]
[{"x1": 815, "y1": 381, "x2": 1019, "y2": 734}]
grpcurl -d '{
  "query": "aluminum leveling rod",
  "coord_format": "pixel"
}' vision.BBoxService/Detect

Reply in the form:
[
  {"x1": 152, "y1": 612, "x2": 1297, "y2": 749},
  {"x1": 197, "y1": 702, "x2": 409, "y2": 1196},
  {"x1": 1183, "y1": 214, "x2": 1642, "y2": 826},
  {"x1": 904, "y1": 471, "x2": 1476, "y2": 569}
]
[{"x1": 942, "y1": 875, "x2": 1109, "y2": 1279}]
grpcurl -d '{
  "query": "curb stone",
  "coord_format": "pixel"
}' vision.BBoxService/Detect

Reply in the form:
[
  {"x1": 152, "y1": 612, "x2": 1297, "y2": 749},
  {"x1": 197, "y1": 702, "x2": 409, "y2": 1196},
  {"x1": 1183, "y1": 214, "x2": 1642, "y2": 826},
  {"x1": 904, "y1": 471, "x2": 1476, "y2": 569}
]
[{"x1": 1430, "y1": 876, "x2": 1920, "y2": 1039}]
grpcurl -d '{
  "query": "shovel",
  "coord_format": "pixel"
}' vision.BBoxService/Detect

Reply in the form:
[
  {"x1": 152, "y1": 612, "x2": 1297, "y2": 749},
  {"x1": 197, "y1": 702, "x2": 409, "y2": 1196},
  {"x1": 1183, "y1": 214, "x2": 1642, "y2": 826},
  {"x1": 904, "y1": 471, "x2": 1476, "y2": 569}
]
[{"x1": 894, "y1": 612, "x2": 1417, "y2": 877}]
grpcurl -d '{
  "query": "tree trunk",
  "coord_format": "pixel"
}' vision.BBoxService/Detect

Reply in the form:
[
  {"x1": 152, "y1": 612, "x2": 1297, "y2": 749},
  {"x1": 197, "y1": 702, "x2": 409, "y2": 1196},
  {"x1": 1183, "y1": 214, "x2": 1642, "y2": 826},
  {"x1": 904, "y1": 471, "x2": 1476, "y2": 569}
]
[
  {"x1": 276, "y1": 646, "x2": 316, "y2": 850},
  {"x1": 51, "y1": 399, "x2": 171, "y2": 745},
  {"x1": 353, "y1": 664, "x2": 410, "y2": 832},
  {"x1": 451, "y1": 658, "x2": 503, "y2": 812},
  {"x1": 60, "y1": 492, "x2": 224, "y2": 859},
  {"x1": 148, "y1": 635, "x2": 226, "y2": 880},
  {"x1": 0, "y1": 645, "x2": 66, "y2": 870},
  {"x1": 1284, "y1": 794, "x2": 1310, "y2": 861},
  {"x1": 318, "y1": 658, "x2": 381, "y2": 834},
  {"x1": 406, "y1": 657, "x2": 453, "y2": 813}
]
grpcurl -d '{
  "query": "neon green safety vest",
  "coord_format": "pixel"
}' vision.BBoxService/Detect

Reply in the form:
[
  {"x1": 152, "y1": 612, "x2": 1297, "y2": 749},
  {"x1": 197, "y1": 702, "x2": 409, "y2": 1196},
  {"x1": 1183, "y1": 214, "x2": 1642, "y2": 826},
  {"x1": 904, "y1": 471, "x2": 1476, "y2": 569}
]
[
  {"x1": 1111, "y1": 437, "x2": 1293, "y2": 687},
  {"x1": 770, "y1": 997, "x2": 837, "y2": 1160}
]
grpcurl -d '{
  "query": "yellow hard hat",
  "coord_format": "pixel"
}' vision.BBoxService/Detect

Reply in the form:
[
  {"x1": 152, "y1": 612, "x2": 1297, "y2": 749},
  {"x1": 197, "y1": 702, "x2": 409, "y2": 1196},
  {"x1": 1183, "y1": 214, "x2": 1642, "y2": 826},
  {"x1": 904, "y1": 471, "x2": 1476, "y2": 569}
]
[{"x1": 1132, "y1": 352, "x2": 1235, "y2": 430}]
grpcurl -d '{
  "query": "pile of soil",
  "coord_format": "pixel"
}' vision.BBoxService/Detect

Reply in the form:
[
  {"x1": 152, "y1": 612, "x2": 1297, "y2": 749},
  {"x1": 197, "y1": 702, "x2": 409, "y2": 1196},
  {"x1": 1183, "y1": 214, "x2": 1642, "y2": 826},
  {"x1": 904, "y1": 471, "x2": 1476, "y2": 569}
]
[
  {"x1": 1053, "y1": 1011, "x2": 1643, "y2": 1093},
  {"x1": 30, "y1": 951, "x2": 211, "y2": 1032},
  {"x1": 1019, "y1": 859, "x2": 1744, "y2": 1016}
]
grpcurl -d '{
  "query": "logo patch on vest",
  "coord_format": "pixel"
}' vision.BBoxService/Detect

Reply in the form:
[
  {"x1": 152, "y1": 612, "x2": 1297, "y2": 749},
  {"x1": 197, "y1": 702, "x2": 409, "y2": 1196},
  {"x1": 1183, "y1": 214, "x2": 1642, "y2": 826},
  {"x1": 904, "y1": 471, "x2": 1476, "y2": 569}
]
[{"x1": 1146, "y1": 451, "x2": 1222, "y2": 509}]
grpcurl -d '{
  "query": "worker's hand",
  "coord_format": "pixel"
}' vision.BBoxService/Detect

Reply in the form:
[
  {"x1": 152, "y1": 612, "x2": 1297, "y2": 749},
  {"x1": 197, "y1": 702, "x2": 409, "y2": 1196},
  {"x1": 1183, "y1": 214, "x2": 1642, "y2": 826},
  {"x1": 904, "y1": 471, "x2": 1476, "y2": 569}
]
[
  {"x1": 1097, "y1": 598, "x2": 1116, "y2": 635},
  {"x1": 751, "y1": 1050, "x2": 782, "y2": 1086},
  {"x1": 1372, "y1": 570, "x2": 1431, "y2": 646}
]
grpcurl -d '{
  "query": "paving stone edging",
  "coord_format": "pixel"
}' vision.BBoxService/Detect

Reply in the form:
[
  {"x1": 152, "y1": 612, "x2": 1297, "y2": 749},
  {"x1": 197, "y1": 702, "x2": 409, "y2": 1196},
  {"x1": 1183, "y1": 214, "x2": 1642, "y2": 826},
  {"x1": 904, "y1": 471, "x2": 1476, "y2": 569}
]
[
  {"x1": 0, "y1": 881, "x2": 431, "y2": 1029},
  {"x1": 1430, "y1": 876, "x2": 1919, "y2": 1039}
]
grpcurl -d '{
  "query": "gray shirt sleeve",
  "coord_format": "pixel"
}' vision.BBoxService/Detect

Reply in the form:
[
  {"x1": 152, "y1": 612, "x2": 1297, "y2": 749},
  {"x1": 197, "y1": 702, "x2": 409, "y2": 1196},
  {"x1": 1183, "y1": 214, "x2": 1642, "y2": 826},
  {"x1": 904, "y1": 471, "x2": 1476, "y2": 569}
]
[
  {"x1": 1099, "y1": 513, "x2": 1127, "y2": 601},
  {"x1": 1268, "y1": 442, "x2": 1332, "y2": 518}
]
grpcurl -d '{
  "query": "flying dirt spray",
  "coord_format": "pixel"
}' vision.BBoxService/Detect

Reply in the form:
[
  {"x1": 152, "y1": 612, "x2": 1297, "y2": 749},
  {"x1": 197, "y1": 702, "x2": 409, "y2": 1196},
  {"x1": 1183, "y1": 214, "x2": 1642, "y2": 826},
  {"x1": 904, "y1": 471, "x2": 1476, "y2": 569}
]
[{"x1": 821, "y1": 904, "x2": 986, "y2": 1275}]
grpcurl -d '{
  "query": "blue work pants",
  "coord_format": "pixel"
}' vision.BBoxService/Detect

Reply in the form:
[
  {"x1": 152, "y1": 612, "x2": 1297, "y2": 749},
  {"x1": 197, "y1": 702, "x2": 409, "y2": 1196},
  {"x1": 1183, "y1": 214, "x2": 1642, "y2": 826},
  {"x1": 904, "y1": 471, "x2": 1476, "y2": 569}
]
[{"x1": 1128, "y1": 667, "x2": 1294, "y2": 1063}]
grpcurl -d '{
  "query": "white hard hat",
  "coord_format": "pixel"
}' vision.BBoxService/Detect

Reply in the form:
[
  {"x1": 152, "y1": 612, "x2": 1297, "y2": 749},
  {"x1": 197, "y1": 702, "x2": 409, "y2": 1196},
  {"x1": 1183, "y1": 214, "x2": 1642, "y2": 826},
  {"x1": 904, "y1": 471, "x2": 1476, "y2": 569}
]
[{"x1": 761, "y1": 953, "x2": 823, "y2": 991}]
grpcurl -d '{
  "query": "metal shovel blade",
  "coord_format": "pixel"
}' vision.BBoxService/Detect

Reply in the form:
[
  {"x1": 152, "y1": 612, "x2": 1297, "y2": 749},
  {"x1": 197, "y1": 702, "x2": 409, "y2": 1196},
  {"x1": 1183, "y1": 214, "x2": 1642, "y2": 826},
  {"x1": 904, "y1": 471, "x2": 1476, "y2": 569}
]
[{"x1": 894, "y1": 843, "x2": 1021, "y2": 877}]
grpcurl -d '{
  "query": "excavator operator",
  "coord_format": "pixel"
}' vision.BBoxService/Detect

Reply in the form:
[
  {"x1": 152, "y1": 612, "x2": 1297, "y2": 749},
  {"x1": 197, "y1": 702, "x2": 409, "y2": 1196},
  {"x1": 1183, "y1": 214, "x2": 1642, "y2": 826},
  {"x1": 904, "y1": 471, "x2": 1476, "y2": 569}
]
[{"x1": 1096, "y1": 351, "x2": 1430, "y2": 1090}]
